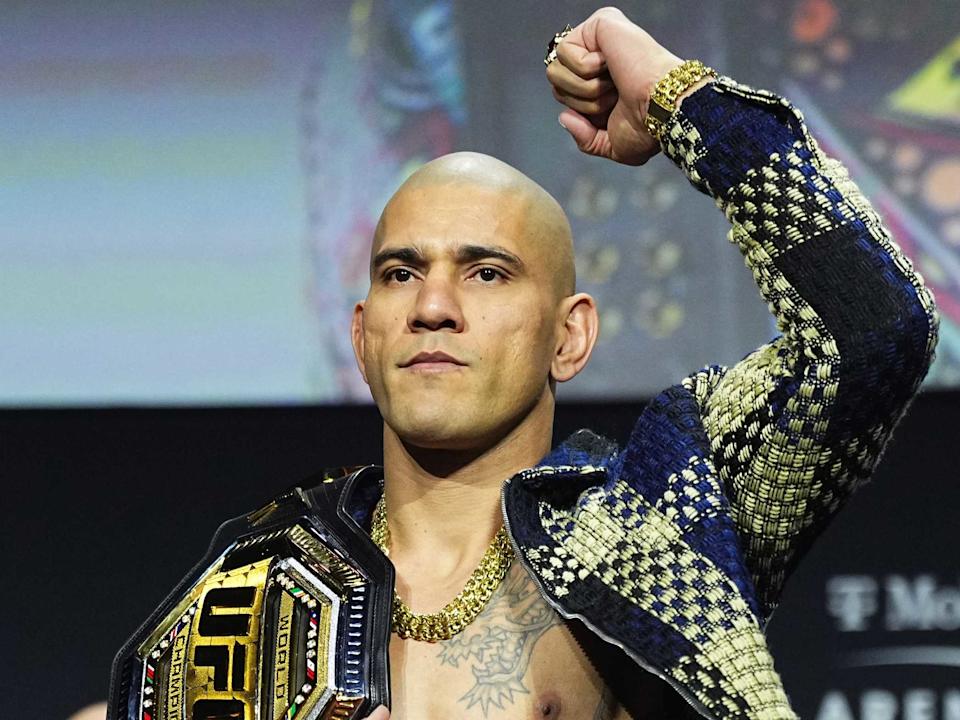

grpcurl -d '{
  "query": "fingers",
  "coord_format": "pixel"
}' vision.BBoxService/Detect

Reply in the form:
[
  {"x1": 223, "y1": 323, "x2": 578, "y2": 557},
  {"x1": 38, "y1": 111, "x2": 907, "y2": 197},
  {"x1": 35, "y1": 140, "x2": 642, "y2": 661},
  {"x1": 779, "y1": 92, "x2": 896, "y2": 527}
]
[
  {"x1": 547, "y1": 41, "x2": 617, "y2": 116},
  {"x1": 551, "y1": 84, "x2": 618, "y2": 116},
  {"x1": 550, "y1": 8, "x2": 627, "y2": 79},
  {"x1": 364, "y1": 705, "x2": 390, "y2": 720},
  {"x1": 554, "y1": 36, "x2": 607, "y2": 80},
  {"x1": 558, "y1": 108, "x2": 613, "y2": 160},
  {"x1": 546, "y1": 59, "x2": 614, "y2": 100}
]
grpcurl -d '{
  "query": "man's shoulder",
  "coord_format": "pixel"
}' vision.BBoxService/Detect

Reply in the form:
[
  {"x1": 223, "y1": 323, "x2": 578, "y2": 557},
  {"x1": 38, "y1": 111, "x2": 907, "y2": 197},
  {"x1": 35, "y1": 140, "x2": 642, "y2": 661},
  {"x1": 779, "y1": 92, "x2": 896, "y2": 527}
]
[
  {"x1": 299, "y1": 464, "x2": 383, "y2": 531},
  {"x1": 539, "y1": 428, "x2": 621, "y2": 469}
]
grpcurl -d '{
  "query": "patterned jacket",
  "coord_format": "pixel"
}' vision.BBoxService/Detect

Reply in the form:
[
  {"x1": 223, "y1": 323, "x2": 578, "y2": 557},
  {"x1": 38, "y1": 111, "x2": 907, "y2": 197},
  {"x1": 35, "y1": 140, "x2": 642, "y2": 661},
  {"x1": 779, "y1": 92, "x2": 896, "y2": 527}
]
[{"x1": 336, "y1": 77, "x2": 939, "y2": 719}]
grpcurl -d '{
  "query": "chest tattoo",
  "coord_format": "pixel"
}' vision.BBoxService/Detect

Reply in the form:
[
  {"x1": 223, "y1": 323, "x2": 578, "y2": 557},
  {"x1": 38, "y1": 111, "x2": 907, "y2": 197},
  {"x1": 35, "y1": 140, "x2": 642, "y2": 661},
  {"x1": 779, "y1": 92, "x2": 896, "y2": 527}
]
[{"x1": 435, "y1": 565, "x2": 562, "y2": 715}]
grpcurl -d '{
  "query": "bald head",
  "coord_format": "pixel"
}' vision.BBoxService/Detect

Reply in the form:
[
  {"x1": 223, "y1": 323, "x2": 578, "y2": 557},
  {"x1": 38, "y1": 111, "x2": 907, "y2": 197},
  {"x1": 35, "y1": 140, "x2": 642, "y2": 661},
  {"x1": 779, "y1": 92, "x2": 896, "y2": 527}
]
[{"x1": 372, "y1": 152, "x2": 576, "y2": 298}]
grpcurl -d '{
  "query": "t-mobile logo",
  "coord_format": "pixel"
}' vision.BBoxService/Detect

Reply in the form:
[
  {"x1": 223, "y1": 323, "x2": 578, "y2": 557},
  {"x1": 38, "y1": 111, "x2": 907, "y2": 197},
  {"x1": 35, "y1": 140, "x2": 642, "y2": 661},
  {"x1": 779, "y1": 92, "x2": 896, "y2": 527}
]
[
  {"x1": 827, "y1": 574, "x2": 960, "y2": 632},
  {"x1": 827, "y1": 576, "x2": 879, "y2": 631}
]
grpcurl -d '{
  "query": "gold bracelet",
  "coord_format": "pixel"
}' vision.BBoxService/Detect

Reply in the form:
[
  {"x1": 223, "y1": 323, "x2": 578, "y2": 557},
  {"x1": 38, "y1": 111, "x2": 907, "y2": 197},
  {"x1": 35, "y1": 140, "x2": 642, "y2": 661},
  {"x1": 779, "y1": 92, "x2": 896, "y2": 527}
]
[{"x1": 644, "y1": 59, "x2": 717, "y2": 142}]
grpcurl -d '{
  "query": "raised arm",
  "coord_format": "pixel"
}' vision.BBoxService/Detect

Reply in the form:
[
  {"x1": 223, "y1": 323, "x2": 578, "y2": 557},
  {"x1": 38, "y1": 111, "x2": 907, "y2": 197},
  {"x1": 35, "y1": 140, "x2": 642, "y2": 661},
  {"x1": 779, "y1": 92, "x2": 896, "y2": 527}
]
[{"x1": 548, "y1": 8, "x2": 938, "y2": 616}]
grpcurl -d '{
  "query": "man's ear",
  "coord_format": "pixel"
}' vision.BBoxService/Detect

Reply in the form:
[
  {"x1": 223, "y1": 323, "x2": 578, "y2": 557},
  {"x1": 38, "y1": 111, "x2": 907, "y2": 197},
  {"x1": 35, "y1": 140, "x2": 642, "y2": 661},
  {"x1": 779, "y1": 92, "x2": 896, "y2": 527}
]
[
  {"x1": 551, "y1": 292, "x2": 599, "y2": 383},
  {"x1": 351, "y1": 301, "x2": 369, "y2": 385}
]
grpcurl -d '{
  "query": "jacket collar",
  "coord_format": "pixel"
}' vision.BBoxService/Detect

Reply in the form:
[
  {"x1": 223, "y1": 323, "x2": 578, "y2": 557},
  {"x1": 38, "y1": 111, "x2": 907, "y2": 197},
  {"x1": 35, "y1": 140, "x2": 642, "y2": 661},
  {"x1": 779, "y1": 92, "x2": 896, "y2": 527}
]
[{"x1": 337, "y1": 428, "x2": 621, "y2": 531}]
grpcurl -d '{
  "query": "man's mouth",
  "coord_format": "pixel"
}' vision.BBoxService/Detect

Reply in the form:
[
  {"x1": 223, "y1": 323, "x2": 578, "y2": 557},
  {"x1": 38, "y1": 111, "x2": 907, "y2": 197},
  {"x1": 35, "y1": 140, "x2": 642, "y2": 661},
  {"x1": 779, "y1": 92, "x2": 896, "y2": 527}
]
[{"x1": 400, "y1": 351, "x2": 467, "y2": 372}]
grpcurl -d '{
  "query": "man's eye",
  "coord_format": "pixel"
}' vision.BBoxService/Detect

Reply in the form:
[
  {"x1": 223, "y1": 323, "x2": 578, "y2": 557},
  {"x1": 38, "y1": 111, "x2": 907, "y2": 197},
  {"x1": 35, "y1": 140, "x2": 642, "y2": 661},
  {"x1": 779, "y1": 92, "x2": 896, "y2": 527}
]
[
  {"x1": 387, "y1": 268, "x2": 413, "y2": 283},
  {"x1": 476, "y1": 267, "x2": 502, "y2": 282}
]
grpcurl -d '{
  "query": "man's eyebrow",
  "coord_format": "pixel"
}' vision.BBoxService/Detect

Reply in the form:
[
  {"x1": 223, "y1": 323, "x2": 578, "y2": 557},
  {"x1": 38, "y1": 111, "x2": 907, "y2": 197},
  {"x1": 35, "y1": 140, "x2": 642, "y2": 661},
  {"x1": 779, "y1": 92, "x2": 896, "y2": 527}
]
[
  {"x1": 455, "y1": 245, "x2": 526, "y2": 272},
  {"x1": 371, "y1": 244, "x2": 526, "y2": 273},
  {"x1": 371, "y1": 246, "x2": 425, "y2": 273}
]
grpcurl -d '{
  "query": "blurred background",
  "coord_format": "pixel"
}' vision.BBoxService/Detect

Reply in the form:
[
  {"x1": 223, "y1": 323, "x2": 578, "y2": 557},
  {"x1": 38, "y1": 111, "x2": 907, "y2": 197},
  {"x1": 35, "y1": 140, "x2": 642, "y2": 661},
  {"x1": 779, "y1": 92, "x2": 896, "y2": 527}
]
[{"x1": 3, "y1": 0, "x2": 958, "y2": 717}]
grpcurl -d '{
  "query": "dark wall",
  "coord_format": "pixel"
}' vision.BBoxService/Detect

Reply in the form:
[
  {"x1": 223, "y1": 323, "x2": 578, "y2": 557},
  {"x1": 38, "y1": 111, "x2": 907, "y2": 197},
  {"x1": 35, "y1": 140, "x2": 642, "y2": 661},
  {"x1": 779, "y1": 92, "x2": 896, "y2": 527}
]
[{"x1": 4, "y1": 393, "x2": 959, "y2": 718}]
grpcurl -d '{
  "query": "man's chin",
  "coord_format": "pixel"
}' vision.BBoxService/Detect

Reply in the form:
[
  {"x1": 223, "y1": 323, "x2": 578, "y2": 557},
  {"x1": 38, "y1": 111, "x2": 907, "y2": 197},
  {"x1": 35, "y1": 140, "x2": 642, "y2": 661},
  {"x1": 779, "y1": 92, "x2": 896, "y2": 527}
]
[
  {"x1": 396, "y1": 424, "x2": 479, "y2": 452},
  {"x1": 386, "y1": 409, "x2": 492, "y2": 452}
]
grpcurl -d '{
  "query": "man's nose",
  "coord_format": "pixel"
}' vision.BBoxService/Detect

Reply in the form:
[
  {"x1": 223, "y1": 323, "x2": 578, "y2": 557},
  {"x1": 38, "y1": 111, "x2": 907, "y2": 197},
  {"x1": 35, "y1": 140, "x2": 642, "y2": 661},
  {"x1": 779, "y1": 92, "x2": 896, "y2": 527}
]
[{"x1": 407, "y1": 273, "x2": 465, "y2": 332}]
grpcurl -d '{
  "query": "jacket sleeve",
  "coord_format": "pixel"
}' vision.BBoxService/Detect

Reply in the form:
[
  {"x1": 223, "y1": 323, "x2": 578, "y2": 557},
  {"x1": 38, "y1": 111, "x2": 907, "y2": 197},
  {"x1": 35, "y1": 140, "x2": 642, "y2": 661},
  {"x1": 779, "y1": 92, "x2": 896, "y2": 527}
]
[{"x1": 662, "y1": 77, "x2": 939, "y2": 617}]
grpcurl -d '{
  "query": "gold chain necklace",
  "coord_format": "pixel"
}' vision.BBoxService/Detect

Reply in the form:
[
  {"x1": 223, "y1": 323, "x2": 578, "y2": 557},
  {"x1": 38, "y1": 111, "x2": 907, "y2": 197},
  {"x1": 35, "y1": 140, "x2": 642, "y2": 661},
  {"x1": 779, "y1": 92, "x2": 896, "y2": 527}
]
[{"x1": 370, "y1": 494, "x2": 514, "y2": 642}]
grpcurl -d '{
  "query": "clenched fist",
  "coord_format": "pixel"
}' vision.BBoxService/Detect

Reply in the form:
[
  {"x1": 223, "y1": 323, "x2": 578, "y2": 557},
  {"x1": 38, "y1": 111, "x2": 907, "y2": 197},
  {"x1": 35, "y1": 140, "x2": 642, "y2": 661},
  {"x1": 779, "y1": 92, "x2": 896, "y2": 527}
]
[{"x1": 547, "y1": 7, "x2": 696, "y2": 166}]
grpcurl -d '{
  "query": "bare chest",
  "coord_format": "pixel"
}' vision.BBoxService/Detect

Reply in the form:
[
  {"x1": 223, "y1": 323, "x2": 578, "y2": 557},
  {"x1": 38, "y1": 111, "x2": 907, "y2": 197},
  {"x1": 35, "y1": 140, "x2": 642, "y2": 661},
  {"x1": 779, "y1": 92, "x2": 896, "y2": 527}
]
[{"x1": 385, "y1": 564, "x2": 630, "y2": 720}]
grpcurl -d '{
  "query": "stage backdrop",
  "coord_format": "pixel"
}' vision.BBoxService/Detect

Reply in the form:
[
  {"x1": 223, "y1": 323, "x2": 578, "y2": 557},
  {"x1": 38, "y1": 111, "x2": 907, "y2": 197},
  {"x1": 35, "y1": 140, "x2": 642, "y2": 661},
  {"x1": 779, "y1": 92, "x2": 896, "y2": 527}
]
[{"x1": 3, "y1": 0, "x2": 960, "y2": 405}]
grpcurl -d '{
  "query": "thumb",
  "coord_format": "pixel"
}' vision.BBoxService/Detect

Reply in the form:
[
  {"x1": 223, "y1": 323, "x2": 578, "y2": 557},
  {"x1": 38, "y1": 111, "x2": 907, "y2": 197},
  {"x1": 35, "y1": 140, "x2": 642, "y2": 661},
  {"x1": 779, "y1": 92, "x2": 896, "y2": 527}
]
[
  {"x1": 558, "y1": 108, "x2": 611, "y2": 159},
  {"x1": 364, "y1": 705, "x2": 390, "y2": 720}
]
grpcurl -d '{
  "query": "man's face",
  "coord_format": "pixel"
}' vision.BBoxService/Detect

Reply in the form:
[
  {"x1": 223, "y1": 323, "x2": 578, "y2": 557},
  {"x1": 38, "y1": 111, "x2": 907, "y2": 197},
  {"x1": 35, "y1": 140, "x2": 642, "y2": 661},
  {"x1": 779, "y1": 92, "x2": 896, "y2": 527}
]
[{"x1": 352, "y1": 183, "x2": 564, "y2": 451}]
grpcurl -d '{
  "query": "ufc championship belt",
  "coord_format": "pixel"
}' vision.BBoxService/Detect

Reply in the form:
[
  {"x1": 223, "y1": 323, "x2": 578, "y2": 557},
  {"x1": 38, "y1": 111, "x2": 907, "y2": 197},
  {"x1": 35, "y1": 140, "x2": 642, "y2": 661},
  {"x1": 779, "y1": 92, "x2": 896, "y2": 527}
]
[{"x1": 107, "y1": 467, "x2": 393, "y2": 720}]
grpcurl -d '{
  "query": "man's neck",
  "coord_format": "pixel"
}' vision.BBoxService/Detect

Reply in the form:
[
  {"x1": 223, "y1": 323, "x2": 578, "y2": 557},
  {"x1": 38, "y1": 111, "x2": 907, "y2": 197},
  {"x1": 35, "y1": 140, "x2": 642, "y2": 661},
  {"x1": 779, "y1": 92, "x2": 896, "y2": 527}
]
[{"x1": 380, "y1": 399, "x2": 553, "y2": 587}]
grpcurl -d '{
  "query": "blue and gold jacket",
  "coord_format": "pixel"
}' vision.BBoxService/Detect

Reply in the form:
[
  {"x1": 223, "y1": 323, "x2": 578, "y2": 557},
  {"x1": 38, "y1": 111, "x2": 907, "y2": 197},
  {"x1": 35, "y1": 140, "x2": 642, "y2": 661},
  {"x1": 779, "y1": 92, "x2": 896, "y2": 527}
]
[{"x1": 338, "y1": 78, "x2": 939, "y2": 719}]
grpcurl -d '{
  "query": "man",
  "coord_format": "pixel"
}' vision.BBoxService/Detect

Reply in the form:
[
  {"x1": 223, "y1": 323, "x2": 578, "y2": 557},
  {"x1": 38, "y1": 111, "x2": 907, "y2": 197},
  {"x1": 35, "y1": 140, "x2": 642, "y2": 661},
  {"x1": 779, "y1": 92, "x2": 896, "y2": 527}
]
[
  {"x1": 99, "y1": 6, "x2": 934, "y2": 720},
  {"x1": 349, "y1": 5, "x2": 938, "y2": 719}
]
